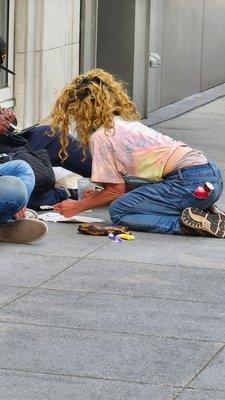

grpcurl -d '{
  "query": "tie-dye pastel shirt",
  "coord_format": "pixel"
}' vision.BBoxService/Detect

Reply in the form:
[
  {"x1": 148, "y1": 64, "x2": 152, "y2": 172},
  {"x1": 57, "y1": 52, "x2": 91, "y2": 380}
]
[{"x1": 89, "y1": 117, "x2": 185, "y2": 184}]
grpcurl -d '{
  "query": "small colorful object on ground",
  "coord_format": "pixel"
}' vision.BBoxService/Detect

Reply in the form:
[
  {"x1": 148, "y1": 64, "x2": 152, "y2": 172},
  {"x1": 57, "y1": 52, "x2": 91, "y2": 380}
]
[
  {"x1": 108, "y1": 232, "x2": 136, "y2": 242},
  {"x1": 108, "y1": 233, "x2": 122, "y2": 242},
  {"x1": 117, "y1": 233, "x2": 136, "y2": 240}
]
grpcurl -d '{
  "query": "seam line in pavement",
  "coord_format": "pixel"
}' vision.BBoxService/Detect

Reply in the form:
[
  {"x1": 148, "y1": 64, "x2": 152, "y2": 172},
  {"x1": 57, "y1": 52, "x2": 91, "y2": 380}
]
[
  {"x1": 83, "y1": 257, "x2": 225, "y2": 272},
  {"x1": 171, "y1": 343, "x2": 225, "y2": 400},
  {"x1": 0, "y1": 319, "x2": 224, "y2": 345},
  {"x1": 0, "y1": 366, "x2": 187, "y2": 388},
  {"x1": 31, "y1": 286, "x2": 225, "y2": 306},
  {"x1": 186, "y1": 386, "x2": 225, "y2": 393},
  {"x1": 0, "y1": 242, "x2": 108, "y2": 312}
]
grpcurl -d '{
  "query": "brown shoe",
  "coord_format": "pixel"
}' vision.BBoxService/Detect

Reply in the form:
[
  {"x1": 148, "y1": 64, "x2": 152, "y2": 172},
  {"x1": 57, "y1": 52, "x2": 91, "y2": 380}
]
[
  {"x1": 0, "y1": 219, "x2": 48, "y2": 244},
  {"x1": 181, "y1": 207, "x2": 225, "y2": 238}
]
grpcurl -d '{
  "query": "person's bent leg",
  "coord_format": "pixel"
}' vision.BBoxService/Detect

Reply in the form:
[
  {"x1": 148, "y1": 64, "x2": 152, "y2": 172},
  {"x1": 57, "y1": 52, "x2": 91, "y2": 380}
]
[
  {"x1": 0, "y1": 176, "x2": 28, "y2": 223},
  {"x1": 0, "y1": 160, "x2": 35, "y2": 198},
  {"x1": 110, "y1": 162, "x2": 224, "y2": 235},
  {"x1": 0, "y1": 168, "x2": 48, "y2": 243},
  {"x1": 109, "y1": 182, "x2": 182, "y2": 235}
]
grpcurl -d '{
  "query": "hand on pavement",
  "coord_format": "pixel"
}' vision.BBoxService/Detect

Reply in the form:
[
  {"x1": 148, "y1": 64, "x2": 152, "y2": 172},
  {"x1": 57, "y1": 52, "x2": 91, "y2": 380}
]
[{"x1": 54, "y1": 199, "x2": 83, "y2": 218}]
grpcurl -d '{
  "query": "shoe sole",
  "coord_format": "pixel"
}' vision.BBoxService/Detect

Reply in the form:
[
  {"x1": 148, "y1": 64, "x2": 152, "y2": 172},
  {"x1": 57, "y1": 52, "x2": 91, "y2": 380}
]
[
  {"x1": 181, "y1": 207, "x2": 225, "y2": 238},
  {"x1": 0, "y1": 219, "x2": 48, "y2": 244}
]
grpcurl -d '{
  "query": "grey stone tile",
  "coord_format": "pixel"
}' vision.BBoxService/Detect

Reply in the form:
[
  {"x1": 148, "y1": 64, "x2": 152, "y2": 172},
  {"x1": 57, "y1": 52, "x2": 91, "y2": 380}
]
[
  {"x1": 0, "y1": 287, "x2": 29, "y2": 308},
  {"x1": 0, "y1": 323, "x2": 221, "y2": 386},
  {"x1": 156, "y1": 111, "x2": 225, "y2": 132},
  {"x1": 86, "y1": 235, "x2": 225, "y2": 270},
  {"x1": 0, "y1": 223, "x2": 108, "y2": 257},
  {"x1": 42, "y1": 259, "x2": 225, "y2": 303},
  {"x1": 191, "y1": 346, "x2": 225, "y2": 391},
  {"x1": 177, "y1": 388, "x2": 225, "y2": 400},
  {"x1": 0, "y1": 254, "x2": 77, "y2": 287},
  {"x1": 0, "y1": 370, "x2": 178, "y2": 400},
  {"x1": 1, "y1": 289, "x2": 225, "y2": 341}
]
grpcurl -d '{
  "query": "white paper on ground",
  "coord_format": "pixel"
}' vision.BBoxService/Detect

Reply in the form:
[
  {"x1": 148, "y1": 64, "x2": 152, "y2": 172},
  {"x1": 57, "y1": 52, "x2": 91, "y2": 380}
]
[
  {"x1": 38, "y1": 212, "x2": 104, "y2": 223},
  {"x1": 40, "y1": 205, "x2": 92, "y2": 212}
]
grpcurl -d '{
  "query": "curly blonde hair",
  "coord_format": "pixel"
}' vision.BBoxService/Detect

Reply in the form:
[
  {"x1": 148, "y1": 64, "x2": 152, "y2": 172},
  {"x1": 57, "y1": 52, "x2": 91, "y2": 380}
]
[{"x1": 50, "y1": 68, "x2": 141, "y2": 161}]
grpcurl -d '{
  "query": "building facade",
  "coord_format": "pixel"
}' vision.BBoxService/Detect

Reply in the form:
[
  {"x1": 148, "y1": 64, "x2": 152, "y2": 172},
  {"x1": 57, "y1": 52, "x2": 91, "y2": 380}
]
[{"x1": 1, "y1": 0, "x2": 225, "y2": 127}]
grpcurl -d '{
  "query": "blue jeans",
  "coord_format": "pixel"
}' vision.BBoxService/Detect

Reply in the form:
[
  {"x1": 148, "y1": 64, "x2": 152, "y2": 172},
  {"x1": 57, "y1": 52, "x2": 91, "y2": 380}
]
[
  {"x1": 109, "y1": 162, "x2": 223, "y2": 235},
  {"x1": 21, "y1": 125, "x2": 92, "y2": 208},
  {"x1": 0, "y1": 160, "x2": 35, "y2": 223}
]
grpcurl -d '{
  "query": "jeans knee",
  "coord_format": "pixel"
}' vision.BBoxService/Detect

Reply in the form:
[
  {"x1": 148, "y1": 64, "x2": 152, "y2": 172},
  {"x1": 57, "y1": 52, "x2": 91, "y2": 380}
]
[{"x1": 1, "y1": 176, "x2": 28, "y2": 207}]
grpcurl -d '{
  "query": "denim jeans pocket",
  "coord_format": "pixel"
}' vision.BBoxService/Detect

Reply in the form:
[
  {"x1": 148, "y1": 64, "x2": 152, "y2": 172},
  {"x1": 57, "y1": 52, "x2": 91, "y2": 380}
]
[{"x1": 180, "y1": 183, "x2": 221, "y2": 210}]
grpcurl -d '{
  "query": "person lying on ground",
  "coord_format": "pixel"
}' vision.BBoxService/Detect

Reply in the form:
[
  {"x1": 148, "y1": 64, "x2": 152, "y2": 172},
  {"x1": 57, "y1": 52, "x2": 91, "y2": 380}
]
[
  {"x1": 0, "y1": 36, "x2": 92, "y2": 210},
  {"x1": 50, "y1": 68, "x2": 225, "y2": 237},
  {"x1": 0, "y1": 108, "x2": 92, "y2": 209}
]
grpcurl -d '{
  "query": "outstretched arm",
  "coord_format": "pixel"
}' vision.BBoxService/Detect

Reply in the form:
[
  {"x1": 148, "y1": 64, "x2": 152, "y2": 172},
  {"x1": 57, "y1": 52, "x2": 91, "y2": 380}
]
[{"x1": 54, "y1": 183, "x2": 126, "y2": 218}]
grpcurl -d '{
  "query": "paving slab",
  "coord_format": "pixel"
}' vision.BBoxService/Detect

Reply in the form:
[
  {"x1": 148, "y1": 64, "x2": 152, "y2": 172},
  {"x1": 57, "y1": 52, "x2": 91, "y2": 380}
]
[
  {"x1": 191, "y1": 97, "x2": 225, "y2": 115},
  {"x1": 0, "y1": 370, "x2": 179, "y2": 400},
  {"x1": 0, "y1": 223, "x2": 108, "y2": 257},
  {"x1": 42, "y1": 258, "x2": 225, "y2": 303},
  {"x1": 0, "y1": 322, "x2": 221, "y2": 387},
  {"x1": 1, "y1": 288, "x2": 225, "y2": 342},
  {"x1": 0, "y1": 254, "x2": 77, "y2": 287},
  {"x1": 0, "y1": 287, "x2": 29, "y2": 308},
  {"x1": 191, "y1": 346, "x2": 225, "y2": 391},
  {"x1": 155, "y1": 111, "x2": 225, "y2": 132},
  {"x1": 86, "y1": 235, "x2": 225, "y2": 269},
  {"x1": 176, "y1": 388, "x2": 225, "y2": 400}
]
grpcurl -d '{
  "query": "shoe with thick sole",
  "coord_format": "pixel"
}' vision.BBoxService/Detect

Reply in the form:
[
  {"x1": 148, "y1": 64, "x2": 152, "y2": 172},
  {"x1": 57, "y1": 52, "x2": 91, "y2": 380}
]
[
  {"x1": 181, "y1": 207, "x2": 225, "y2": 238},
  {"x1": 0, "y1": 219, "x2": 48, "y2": 244}
]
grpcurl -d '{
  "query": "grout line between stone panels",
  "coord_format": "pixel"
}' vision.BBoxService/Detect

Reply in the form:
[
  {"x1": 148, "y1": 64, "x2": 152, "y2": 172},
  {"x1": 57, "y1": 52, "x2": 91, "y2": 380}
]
[
  {"x1": 171, "y1": 343, "x2": 225, "y2": 400},
  {"x1": 0, "y1": 319, "x2": 224, "y2": 346},
  {"x1": 32, "y1": 286, "x2": 225, "y2": 307},
  {"x1": 186, "y1": 386, "x2": 225, "y2": 393},
  {"x1": 81, "y1": 256, "x2": 225, "y2": 273},
  {"x1": 0, "y1": 241, "x2": 109, "y2": 312},
  {"x1": 1, "y1": 284, "x2": 225, "y2": 307},
  {"x1": 0, "y1": 366, "x2": 193, "y2": 389},
  {"x1": 0, "y1": 250, "x2": 79, "y2": 260}
]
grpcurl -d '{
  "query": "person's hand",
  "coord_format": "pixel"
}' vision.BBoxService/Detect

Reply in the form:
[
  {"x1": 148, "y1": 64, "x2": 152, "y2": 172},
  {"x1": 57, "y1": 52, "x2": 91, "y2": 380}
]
[
  {"x1": 54, "y1": 199, "x2": 82, "y2": 218},
  {"x1": 0, "y1": 113, "x2": 10, "y2": 134},
  {"x1": 0, "y1": 108, "x2": 16, "y2": 124},
  {"x1": 14, "y1": 207, "x2": 26, "y2": 219},
  {"x1": 0, "y1": 108, "x2": 17, "y2": 134}
]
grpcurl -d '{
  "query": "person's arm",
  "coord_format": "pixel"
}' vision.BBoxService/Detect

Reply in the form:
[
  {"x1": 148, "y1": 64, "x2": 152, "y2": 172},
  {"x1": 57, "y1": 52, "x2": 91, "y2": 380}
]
[{"x1": 54, "y1": 182, "x2": 126, "y2": 218}]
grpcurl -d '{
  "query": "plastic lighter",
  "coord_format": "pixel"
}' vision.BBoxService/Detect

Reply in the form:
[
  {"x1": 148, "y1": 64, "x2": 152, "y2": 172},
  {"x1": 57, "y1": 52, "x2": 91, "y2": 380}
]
[{"x1": 117, "y1": 233, "x2": 136, "y2": 240}]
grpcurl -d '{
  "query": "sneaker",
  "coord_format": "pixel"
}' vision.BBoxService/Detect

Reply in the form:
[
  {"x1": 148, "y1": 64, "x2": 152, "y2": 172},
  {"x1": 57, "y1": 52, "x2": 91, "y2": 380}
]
[
  {"x1": 181, "y1": 207, "x2": 225, "y2": 238},
  {"x1": 0, "y1": 219, "x2": 48, "y2": 244}
]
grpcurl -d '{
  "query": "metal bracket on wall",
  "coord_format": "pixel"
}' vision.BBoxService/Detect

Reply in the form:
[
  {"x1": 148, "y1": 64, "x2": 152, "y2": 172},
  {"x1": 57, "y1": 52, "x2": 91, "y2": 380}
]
[{"x1": 149, "y1": 53, "x2": 161, "y2": 68}]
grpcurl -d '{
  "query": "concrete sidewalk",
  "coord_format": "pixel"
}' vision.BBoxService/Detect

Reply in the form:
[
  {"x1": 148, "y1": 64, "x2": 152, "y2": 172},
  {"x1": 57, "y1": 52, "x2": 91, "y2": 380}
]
[{"x1": 0, "y1": 98, "x2": 225, "y2": 399}]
